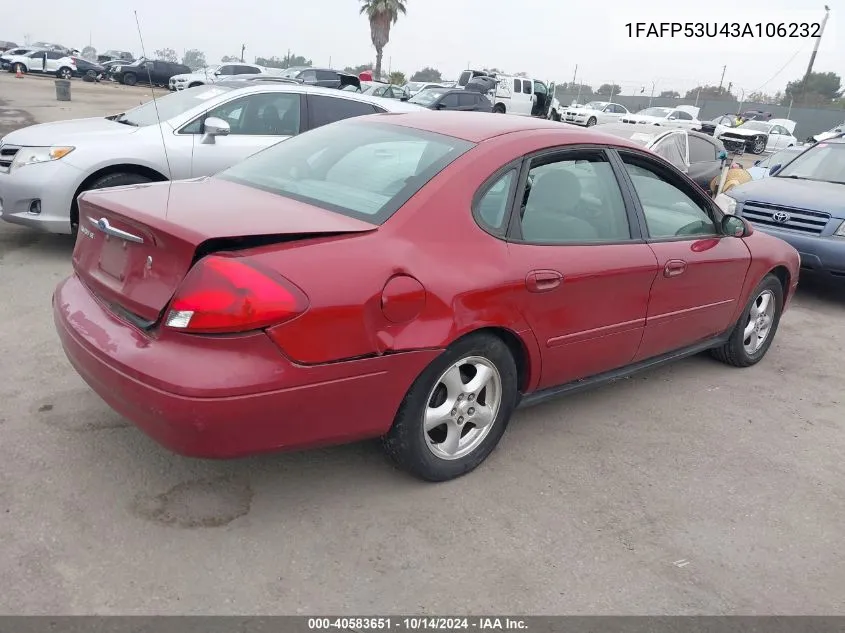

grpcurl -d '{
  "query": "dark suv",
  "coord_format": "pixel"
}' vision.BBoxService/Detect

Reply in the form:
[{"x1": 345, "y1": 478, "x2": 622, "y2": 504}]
[
  {"x1": 281, "y1": 67, "x2": 361, "y2": 90},
  {"x1": 408, "y1": 88, "x2": 492, "y2": 112},
  {"x1": 111, "y1": 59, "x2": 191, "y2": 86}
]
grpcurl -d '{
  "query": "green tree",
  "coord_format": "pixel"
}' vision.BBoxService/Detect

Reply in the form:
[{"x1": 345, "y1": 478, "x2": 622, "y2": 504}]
[
  {"x1": 360, "y1": 0, "x2": 407, "y2": 79},
  {"x1": 659, "y1": 90, "x2": 679, "y2": 98},
  {"x1": 684, "y1": 85, "x2": 731, "y2": 100},
  {"x1": 255, "y1": 53, "x2": 312, "y2": 69},
  {"x1": 182, "y1": 49, "x2": 207, "y2": 70},
  {"x1": 221, "y1": 55, "x2": 241, "y2": 63},
  {"x1": 410, "y1": 67, "x2": 441, "y2": 82},
  {"x1": 80, "y1": 46, "x2": 96, "y2": 61},
  {"x1": 783, "y1": 71, "x2": 842, "y2": 104},
  {"x1": 344, "y1": 63, "x2": 374, "y2": 75},
  {"x1": 596, "y1": 83, "x2": 621, "y2": 96},
  {"x1": 153, "y1": 48, "x2": 178, "y2": 63},
  {"x1": 389, "y1": 70, "x2": 406, "y2": 85},
  {"x1": 554, "y1": 82, "x2": 594, "y2": 100}
]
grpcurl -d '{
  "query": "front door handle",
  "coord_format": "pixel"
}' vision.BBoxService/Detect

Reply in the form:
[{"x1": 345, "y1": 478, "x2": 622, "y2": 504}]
[
  {"x1": 526, "y1": 269, "x2": 563, "y2": 293},
  {"x1": 664, "y1": 259, "x2": 687, "y2": 277}
]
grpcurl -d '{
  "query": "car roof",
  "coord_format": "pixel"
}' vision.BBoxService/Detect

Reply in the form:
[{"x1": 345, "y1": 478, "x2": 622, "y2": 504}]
[
  {"x1": 368, "y1": 111, "x2": 645, "y2": 145},
  {"x1": 210, "y1": 82, "x2": 423, "y2": 112}
]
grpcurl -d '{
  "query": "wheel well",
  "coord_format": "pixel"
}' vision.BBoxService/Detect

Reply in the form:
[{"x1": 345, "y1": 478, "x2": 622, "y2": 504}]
[
  {"x1": 456, "y1": 327, "x2": 532, "y2": 393},
  {"x1": 494, "y1": 103, "x2": 506, "y2": 112},
  {"x1": 770, "y1": 265, "x2": 791, "y2": 298},
  {"x1": 70, "y1": 165, "x2": 168, "y2": 227},
  {"x1": 188, "y1": 82, "x2": 203, "y2": 87}
]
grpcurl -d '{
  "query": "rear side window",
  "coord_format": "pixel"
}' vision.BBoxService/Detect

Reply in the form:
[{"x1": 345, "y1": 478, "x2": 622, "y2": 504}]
[
  {"x1": 474, "y1": 169, "x2": 517, "y2": 233},
  {"x1": 688, "y1": 136, "x2": 717, "y2": 162},
  {"x1": 316, "y1": 69, "x2": 337, "y2": 81},
  {"x1": 513, "y1": 79, "x2": 520, "y2": 92},
  {"x1": 218, "y1": 121, "x2": 475, "y2": 224},
  {"x1": 307, "y1": 95, "x2": 377, "y2": 129}
]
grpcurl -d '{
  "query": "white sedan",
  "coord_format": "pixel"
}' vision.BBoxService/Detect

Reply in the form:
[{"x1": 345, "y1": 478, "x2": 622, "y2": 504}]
[
  {"x1": 621, "y1": 105, "x2": 701, "y2": 130},
  {"x1": 717, "y1": 119, "x2": 798, "y2": 155},
  {"x1": 560, "y1": 101, "x2": 629, "y2": 127}
]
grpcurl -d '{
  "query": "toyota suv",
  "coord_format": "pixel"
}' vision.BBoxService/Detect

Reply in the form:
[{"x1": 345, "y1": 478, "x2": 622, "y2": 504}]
[{"x1": 724, "y1": 135, "x2": 845, "y2": 280}]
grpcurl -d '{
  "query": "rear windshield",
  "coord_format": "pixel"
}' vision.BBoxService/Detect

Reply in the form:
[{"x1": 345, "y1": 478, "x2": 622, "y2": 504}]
[{"x1": 217, "y1": 120, "x2": 475, "y2": 224}]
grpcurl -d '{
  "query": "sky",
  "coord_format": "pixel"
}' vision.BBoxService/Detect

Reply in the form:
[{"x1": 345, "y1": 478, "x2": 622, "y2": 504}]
[{"x1": 5, "y1": 0, "x2": 844, "y2": 98}]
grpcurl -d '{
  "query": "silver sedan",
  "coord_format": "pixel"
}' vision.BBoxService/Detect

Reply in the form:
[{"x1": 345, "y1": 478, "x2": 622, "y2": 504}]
[{"x1": 0, "y1": 82, "x2": 422, "y2": 234}]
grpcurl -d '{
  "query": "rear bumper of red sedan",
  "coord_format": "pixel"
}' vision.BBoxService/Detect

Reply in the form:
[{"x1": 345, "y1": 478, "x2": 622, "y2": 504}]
[{"x1": 53, "y1": 274, "x2": 441, "y2": 458}]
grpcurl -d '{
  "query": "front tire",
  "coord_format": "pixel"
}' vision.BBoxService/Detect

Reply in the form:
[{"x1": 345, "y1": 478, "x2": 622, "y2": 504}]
[
  {"x1": 382, "y1": 333, "x2": 518, "y2": 482},
  {"x1": 586, "y1": 116, "x2": 597, "y2": 127},
  {"x1": 751, "y1": 137, "x2": 766, "y2": 154},
  {"x1": 710, "y1": 274, "x2": 783, "y2": 367},
  {"x1": 493, "y1": 104, "x2": 506, "y2": 114},
  {"x1": 72, "y1": 172, "x2": 154, "y2": 234}
]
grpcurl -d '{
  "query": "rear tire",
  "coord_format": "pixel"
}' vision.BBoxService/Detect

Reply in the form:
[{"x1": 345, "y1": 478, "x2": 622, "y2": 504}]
[
  {"x1": 710, "y1": 274, "x2": 783, "y2": 368},
  {"x1": 57, "y1": 67, "x2": 72, "y2": 79},
  {"x1": 122, "y1": 73, "x2": 137, "y2": 86},
  {"x1": 382, "y1": 333, "x2": 518, "y2": 482}
]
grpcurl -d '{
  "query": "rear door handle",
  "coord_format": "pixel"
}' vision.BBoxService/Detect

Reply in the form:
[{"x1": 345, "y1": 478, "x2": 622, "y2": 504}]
[
  {"x1": 664, "y1": 259, "x2": 687, "y2": 277},
  {"x1": 526, "y1": 269, "x2": 563, "y2": 293}
]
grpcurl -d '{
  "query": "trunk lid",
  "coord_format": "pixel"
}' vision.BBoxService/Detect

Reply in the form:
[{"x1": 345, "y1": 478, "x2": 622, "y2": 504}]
[{"x1": 72, "y1": 178, "x2": 377, "y2": 323}]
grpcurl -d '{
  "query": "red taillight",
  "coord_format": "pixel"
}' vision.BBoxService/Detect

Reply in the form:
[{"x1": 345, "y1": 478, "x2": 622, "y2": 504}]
[{"x1": 165, "y1": 255, "x2": 307, "y2": 334}]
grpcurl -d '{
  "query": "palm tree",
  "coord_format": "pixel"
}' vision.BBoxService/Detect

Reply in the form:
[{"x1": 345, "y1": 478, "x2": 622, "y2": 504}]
[{"x1": 360, "y1": 0, "x2": 407, "y2": 80}]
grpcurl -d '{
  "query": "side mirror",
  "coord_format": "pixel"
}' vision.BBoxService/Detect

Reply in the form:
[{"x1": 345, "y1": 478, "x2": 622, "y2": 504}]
[
  {"x1": 769, "y1": 163, "x2": 782, "y2": 176},
  {"x1": 203, "y1": 117, "x2": 230, "y2": 137},
  {"x1": 400, "y1": 95, "x2": 409, "y2": 101},
  {"x1": 434, "y1": 102, "x2": 447, "y2": 110},
  {"x1": 753, "y1": 159, "x2": 761, "y2": 166},
  {"x1": 718, "y1": 150, "x2": 728, "y2": 161},
  {"x1": 721, "y1": 215, "x2": 749, "y2": 237}
]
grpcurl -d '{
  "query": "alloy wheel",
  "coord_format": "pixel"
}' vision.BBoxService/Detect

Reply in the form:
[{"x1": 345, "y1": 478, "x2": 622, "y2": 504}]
[
  {"x1": 423, "y1": 356, "x2": 502, "y2": 460},
  {"x1": 743, "y1": 289, "x2": 775, "y2": 354}
]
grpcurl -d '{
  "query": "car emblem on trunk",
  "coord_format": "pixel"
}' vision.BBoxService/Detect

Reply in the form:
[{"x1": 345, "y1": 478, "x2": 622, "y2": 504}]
[{"x1": 772, "y1": 211, "x2": 791, "y2": 223}]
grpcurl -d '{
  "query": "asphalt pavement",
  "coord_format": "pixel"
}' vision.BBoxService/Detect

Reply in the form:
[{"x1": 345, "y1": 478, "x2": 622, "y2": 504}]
[{"x1": 0, "y1": 72, "x2": 844, "y2": 615}]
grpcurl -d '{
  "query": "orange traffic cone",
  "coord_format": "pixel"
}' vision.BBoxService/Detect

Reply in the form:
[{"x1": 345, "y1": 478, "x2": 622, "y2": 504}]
[{"x1": 15, "y1": 64, "x2": 23, "y2": 78}]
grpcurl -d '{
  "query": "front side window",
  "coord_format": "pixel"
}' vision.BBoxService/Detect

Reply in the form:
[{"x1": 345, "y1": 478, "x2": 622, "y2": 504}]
[
  {"x1": 519, "y1": 151, "x2": 631, "y2": 243},
  {"x1": 621, "y1": 154, "x2": 717, "y2": 239},
  {"x1": 439, "y1": 93, "x2": 460, "y2": 108},
  {"x1": 458, "y1": 93, "x2": 477, "y2": 107},
  {"x1": 218, "y1": 121, "x2": 474, "y2": 224},
  {"x1": 316, "y1": 69, "x2": 338, "y2": 81},
  {"x1": 194, "y1": 92, "x2": 301, "y2": 136}
]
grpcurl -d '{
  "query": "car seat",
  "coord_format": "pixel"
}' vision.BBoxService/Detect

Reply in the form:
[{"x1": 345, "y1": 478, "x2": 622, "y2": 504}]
[{"x1": 521, "y1": 170, "x2": 599, "y2": 241}]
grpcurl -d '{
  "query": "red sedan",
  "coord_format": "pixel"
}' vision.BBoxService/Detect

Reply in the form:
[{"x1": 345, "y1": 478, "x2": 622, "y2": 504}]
[{"x1": 54, "y1": 112, "x2": 800, "y2": 481}]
